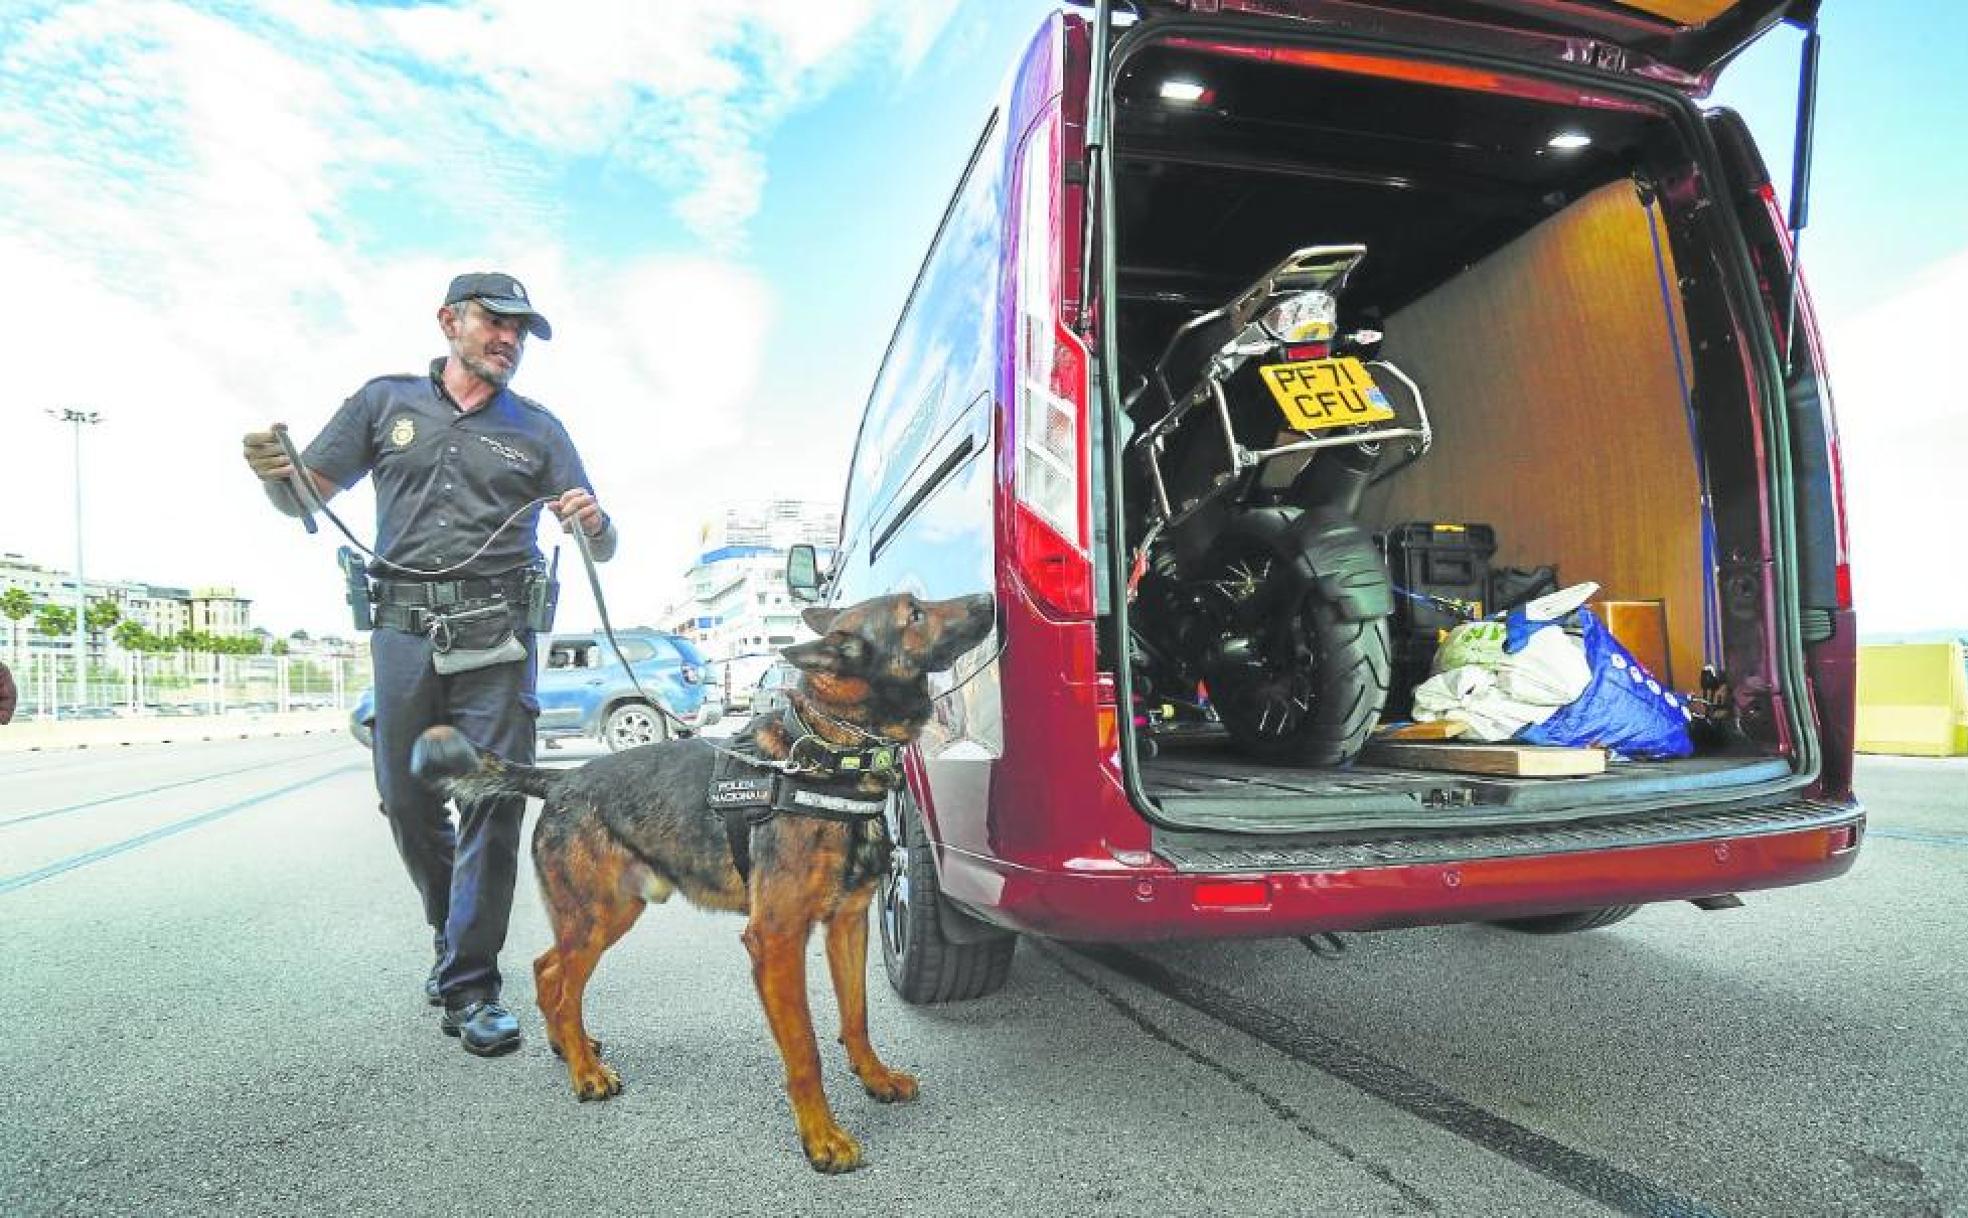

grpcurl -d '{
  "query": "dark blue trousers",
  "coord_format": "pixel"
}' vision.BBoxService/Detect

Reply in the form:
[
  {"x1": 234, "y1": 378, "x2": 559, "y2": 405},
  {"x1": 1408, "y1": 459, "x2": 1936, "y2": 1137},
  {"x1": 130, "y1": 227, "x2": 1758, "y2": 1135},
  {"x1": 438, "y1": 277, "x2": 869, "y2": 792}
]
[{"x1": 369, "y1": 627, "x2": 537, "y2": 1008}]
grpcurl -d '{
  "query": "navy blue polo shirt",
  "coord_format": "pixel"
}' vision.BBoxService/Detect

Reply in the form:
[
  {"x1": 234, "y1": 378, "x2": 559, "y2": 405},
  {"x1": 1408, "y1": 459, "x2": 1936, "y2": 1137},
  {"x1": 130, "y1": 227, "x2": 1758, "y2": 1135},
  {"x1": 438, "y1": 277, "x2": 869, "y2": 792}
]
[{"x1": 304, "y1": 359, "x2": 599, "y2": 579}]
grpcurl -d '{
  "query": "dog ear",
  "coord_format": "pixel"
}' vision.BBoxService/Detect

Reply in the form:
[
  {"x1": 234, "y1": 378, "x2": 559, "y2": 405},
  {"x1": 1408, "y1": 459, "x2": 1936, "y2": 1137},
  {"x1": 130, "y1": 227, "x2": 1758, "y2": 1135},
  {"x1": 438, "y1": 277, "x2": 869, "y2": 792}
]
[
  {"x1": 800, "y1": 607, "x2": 839, "y2": 635},
  {"x1": 780, "y1": 636, "x2": 841, "y2": 674}
]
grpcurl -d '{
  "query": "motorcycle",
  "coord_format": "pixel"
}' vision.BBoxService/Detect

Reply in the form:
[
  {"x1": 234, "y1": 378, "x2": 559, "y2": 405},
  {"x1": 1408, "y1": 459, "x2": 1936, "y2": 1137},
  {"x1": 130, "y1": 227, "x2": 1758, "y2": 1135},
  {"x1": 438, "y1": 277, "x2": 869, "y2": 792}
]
[{"x1": 1124, "y1": 245, "x2": 1432, "y2": 766}]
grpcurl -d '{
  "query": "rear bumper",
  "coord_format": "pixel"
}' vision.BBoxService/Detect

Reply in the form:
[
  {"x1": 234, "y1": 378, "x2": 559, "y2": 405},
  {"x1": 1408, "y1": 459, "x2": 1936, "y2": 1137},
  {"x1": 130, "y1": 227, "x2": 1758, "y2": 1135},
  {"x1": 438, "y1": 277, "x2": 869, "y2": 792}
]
[{"x1": 944, "y1": 797, "x2": 1863, "y2": 942}]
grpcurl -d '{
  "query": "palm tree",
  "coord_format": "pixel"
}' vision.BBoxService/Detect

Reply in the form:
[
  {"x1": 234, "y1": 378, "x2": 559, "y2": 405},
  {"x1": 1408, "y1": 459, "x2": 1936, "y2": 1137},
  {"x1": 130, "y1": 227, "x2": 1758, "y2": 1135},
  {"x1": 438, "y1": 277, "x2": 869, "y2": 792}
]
[
  {"x1": 85, "y1": 598, "x2": 122, "y2": 643},
  {"x1": 1, "y1": 586, "x2": 32, "y2": 666},
  {"x1": 113, "y1": 619, "x2": 150, "y2": 653},
  {"x1": 36, "y1": 604, "x2": 76, "y2": 639}
]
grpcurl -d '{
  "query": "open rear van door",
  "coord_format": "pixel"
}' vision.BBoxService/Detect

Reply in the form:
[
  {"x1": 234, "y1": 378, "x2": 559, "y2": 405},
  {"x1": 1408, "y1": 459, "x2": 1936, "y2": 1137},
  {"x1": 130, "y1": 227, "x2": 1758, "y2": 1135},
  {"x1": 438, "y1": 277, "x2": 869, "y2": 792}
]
[{"x1": 1135, "y1": 0, "x2": 1813, "y2": 92}]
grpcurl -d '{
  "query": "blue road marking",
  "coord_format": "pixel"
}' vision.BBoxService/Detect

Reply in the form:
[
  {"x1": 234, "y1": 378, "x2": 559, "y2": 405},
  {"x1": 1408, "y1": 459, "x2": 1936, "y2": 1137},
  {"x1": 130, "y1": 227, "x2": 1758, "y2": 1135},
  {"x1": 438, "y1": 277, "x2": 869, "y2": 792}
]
[
  {"x1": 0, "y1": 745, "x2": 347, "y2": 829},
  {"x1": 0, "y1": 764, "x2": 365, "y2": 896}
]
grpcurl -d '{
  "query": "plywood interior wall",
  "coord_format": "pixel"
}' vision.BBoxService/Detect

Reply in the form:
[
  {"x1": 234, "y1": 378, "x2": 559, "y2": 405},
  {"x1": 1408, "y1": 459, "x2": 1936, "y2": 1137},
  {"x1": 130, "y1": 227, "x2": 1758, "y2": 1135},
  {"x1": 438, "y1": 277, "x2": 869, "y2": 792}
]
[{"x1": 1365, "y1": 177, "x2": 1709, "y2": 687}]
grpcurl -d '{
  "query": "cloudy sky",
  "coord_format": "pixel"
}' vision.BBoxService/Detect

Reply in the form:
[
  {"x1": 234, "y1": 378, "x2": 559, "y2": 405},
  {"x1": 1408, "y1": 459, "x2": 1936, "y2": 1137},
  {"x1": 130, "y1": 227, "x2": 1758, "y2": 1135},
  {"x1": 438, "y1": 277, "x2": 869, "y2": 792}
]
[{"x1": 2, "y1": 0, "x2": 1964, "y2": 640}]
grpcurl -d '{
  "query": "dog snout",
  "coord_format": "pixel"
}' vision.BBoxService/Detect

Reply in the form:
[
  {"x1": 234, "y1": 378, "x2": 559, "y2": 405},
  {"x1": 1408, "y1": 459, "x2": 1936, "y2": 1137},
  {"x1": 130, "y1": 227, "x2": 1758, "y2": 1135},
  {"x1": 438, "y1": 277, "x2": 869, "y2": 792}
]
[
  {"x1": 959, "y1": 594, "x2": 994, "y2": 639},
  {"x1": 924, "y1": 593, "x2": 995, "y2": 668}
]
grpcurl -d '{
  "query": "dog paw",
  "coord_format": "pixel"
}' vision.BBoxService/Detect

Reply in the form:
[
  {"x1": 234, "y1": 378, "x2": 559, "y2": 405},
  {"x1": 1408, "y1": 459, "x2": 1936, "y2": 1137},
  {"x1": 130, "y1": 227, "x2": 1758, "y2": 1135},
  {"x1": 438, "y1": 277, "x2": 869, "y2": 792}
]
[
  {"x1": 549, "y1": 1035, "x2": 604, "y2": 1061},
  {"x1": 800, "y1": 1122, "x2": 864, "y2": 1174},
  {"x1": 857, "y1": 1066, "x2": 919, "y2": 1104},
  {"x1": 570, "y1": 1061, "x2": 623, "y2": 1102}
]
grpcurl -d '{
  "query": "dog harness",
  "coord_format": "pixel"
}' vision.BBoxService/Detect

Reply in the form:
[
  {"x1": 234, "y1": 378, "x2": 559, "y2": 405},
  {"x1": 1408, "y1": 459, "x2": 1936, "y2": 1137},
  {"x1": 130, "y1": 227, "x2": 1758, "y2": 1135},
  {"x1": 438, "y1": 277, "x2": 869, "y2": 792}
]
[{"x1": 708, "y1": 708, "x2": 899, "y2": 888}]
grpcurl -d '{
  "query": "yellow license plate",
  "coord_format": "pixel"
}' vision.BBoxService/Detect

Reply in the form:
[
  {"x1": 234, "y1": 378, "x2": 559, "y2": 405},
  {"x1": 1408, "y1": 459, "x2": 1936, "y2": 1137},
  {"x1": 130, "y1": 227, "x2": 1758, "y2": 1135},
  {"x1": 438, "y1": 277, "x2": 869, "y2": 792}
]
[{"x1": 1257, "y1": 357, "x2": 1397, "y2": 432}]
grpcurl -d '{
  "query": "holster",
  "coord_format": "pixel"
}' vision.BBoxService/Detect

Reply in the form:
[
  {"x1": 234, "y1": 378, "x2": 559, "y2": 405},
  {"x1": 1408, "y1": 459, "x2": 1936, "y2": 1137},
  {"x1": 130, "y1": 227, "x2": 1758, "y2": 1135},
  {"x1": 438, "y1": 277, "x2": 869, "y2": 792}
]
[
  {"x1": 338, "y1": 547, "x2": 374, "y2": 631},
  {"x1": 522, "y1": 562, "x2": 559, "y2": 634}
]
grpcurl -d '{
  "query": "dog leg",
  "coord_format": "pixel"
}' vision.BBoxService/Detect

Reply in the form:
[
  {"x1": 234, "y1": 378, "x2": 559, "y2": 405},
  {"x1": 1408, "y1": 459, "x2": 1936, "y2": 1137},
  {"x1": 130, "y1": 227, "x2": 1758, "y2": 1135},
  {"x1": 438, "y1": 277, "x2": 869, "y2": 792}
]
[
  {"x1": 534, "y1": 833, "x2": 644, "y2": 1101},
  {"x1": 540, "y1": 900, "x2": 641, "y2": 1101},
  {"x1": 824, "y1": 900, "x2": 918, "y2": 1103},
  {"x1": 742, "y1": 915, "x2": 862, "y2": 1173},
  {"x1": 533, "y1": 950, "x2": 600, "y2": 1060}
]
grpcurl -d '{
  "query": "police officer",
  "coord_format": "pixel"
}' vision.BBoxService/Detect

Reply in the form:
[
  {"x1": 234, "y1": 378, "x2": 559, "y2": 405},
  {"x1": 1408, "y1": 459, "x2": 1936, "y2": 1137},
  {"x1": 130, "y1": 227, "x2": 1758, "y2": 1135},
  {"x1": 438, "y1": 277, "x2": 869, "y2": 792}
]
[{"x1": 241, "y1": 271, "x2": 615, "y2": 1057}]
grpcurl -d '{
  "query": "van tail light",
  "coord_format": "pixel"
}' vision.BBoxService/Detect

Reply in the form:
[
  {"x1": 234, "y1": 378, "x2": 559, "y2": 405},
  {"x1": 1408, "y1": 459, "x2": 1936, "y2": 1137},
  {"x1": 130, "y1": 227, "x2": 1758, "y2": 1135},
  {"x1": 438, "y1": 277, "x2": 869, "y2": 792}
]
[
  {"x1": 681, "y1": 664, "x2": 702, "y2": 685},
  {"x1": 1756, "y1": 183, "x2": 1852, "y2": 614},
  {"x1": 1828, "y1": 441, "x2": 1852, "y2": 612},
  {"x1": 1009, "y1": 98, "x2": 1093, "y2": 620}
]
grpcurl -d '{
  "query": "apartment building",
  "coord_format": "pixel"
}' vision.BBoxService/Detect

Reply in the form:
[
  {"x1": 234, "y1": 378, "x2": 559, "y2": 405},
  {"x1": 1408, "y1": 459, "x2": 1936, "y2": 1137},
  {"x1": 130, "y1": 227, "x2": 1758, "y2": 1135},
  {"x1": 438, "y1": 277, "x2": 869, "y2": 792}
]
[
  {"x1": 1, "y1": 553, "x2": 250, "y2": 654},
  {"x1": 662, "y1": 501, "x2": 838, "y2": 698}
]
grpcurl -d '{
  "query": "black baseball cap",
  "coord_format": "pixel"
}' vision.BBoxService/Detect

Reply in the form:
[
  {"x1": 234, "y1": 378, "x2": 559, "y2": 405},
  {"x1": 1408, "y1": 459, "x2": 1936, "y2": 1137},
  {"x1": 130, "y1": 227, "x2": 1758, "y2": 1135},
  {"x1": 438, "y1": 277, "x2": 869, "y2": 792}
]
[{"x1": 443, "y1": 271, "x2": 552, "y2": 340}]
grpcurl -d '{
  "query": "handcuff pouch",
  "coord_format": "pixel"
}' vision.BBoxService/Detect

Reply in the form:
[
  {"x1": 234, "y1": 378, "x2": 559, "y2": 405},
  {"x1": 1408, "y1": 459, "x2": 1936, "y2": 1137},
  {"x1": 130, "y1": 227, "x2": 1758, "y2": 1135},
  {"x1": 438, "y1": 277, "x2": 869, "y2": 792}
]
[{"x1": 428, "y1": 601, "x2": 526, "y2": 675}]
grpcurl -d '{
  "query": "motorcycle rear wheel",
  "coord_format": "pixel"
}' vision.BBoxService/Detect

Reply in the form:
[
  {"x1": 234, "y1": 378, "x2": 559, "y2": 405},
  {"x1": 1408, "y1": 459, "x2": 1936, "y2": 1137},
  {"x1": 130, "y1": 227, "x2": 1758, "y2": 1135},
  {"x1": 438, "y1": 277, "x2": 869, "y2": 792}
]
[{"x1": 1198, "y1": 530, "x2": 1390, "y2": 767}]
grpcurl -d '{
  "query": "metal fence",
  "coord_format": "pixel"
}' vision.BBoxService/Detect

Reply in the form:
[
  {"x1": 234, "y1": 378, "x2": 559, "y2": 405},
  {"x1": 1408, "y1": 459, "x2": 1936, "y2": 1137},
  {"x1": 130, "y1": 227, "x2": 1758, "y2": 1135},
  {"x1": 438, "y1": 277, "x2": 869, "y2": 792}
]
[{"x1": 6, "y1": 651, "x2": 368, "y2": 722}]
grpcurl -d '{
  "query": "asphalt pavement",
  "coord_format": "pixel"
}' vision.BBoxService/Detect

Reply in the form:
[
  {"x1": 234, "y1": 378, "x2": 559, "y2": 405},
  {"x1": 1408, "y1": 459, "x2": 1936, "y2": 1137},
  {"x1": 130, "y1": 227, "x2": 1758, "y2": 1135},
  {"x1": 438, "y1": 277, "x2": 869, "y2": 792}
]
[{"x1": 2, "y1": 738, "x2": 1962, "y2": 1217}]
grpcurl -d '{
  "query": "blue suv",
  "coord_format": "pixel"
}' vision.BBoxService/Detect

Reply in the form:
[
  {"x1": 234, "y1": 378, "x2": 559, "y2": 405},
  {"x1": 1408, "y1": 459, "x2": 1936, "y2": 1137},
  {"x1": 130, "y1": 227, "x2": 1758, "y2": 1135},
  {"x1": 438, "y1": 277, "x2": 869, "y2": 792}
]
[{"x1": 350, "y1": 628, "x2": 718, "y2": 752}]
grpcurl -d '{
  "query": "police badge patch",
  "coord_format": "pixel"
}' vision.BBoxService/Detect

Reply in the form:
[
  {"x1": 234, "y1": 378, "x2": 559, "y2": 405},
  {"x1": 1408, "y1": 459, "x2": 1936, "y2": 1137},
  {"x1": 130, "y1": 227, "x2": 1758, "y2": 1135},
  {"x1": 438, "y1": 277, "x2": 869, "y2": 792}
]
[{"x1": 389, "y1": 416, "x2": 417, "y2": 447}]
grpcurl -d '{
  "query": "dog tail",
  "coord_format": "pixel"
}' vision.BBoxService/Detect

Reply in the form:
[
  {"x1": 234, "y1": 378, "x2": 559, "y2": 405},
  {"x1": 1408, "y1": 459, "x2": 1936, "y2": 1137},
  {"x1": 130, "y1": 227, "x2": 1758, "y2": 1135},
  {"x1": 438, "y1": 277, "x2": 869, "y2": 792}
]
[{"x1": 410, "y1": 725, "x2": 561, "y2": 802}]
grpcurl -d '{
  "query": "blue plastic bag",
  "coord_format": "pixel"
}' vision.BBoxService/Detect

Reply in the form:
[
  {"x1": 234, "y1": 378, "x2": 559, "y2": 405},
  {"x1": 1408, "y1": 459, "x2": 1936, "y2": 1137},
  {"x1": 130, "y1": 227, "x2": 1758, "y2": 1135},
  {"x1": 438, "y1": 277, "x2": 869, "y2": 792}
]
[{"x1": 1508, "y1": 606, "x2": 1693, "y2": 759}]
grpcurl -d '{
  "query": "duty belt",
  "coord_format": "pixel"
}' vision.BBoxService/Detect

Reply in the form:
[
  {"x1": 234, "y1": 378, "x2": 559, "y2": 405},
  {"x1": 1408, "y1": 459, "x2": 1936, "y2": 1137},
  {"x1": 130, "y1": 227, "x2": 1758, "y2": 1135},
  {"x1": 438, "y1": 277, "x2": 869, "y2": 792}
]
[
  {"x1": 373, "y1": 574, "x2": 523, "y2": 608},
  {"x1": 370, "y1": 574, "x2": 523, "y2": 635}
]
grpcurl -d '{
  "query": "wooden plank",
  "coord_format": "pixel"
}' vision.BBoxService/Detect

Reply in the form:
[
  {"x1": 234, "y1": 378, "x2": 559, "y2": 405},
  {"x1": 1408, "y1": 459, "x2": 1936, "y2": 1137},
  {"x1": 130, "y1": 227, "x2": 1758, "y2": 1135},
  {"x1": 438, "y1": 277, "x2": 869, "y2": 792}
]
[
  {"x1": 1362, "y1": 740, "x2": 1607, "y2": 777},
  {"x1": 1374, "y1": 719, "x2": 1471, "y2": 741}
]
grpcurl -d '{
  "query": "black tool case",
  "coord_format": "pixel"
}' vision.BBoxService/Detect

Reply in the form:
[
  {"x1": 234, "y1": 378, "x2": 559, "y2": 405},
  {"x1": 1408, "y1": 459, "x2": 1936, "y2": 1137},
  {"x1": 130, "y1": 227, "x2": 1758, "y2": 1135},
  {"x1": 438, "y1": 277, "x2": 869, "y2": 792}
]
[{"x1": 1379, "y1": 522, "x2": 1497, "y2": 717}]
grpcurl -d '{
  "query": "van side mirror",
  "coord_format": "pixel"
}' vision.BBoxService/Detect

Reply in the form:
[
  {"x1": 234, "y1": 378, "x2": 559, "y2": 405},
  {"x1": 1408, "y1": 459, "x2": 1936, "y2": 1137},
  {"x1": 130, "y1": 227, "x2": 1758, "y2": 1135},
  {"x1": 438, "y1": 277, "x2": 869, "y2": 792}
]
[{"x1": 785, "y1": 544, "x2": 825, "y2": 603}]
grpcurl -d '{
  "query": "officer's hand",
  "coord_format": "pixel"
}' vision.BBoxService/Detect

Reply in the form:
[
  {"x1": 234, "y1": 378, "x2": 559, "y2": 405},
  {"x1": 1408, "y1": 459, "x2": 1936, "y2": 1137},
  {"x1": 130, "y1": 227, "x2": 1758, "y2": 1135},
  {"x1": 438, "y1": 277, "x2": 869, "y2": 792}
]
[
  {"x1": 552, "y1": 488, "x2": 606, "y2": 538},
  {"x1": 242, "y1": 427, "x2": 294, "y2": 482}
]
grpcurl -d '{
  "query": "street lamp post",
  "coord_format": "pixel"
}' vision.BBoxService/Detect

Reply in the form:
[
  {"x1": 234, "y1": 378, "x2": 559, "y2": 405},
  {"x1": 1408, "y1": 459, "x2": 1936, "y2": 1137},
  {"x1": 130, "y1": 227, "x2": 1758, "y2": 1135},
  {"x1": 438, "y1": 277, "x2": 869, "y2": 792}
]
[{"x1": 49, "y1": 408, "x2": 102, "y2": 713}]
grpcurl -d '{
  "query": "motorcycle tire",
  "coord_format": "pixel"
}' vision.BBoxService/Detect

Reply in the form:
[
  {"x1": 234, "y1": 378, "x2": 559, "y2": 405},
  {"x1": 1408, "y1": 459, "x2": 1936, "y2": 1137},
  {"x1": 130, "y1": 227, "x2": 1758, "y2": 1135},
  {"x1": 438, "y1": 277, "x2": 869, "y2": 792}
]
[{"x1": 1197, "y1": 516, "x2": 1391, "y2": 767}]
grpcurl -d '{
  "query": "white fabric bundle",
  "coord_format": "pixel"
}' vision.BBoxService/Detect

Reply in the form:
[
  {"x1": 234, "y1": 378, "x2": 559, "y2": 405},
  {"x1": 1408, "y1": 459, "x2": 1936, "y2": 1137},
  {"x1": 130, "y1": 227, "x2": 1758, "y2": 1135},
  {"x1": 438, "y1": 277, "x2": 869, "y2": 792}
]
[{"x1": 1410, "y1": 582, "x2": 1599, "y2": 742}]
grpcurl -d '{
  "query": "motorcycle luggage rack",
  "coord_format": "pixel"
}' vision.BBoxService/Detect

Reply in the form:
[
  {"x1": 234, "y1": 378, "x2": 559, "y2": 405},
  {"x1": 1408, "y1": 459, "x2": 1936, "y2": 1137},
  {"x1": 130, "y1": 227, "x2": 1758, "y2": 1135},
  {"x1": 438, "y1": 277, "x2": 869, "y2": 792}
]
[{"x1": 1126, "y1": 244, "x2": 1433, "y2": 534}]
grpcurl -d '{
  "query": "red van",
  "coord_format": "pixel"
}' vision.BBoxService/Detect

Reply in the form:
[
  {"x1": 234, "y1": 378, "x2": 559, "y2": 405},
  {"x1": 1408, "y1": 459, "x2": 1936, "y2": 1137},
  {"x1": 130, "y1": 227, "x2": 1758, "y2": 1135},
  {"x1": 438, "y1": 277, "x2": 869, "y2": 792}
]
[{"x1": 792, "y1": 0, "x2": 1858, "y2": 1003}]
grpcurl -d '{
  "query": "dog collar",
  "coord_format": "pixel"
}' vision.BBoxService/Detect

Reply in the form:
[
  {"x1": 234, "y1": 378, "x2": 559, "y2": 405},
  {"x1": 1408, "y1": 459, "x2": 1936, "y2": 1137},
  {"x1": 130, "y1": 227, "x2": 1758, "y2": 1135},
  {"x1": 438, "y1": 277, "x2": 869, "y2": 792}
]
[{"x1": 778, "y1": 703, "x2": 904, "y2": 781}]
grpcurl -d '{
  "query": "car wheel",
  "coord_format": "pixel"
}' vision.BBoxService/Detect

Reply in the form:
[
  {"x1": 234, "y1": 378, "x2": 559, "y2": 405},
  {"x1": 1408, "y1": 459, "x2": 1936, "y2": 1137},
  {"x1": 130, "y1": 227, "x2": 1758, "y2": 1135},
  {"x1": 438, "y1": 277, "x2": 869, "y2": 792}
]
[
  {"x1": 602, "y1": 701, "x2": 668, "y2": 751},
  {"x1": 1492, "y1": 905, "x2": 1642, "y2": 934},
  {"x1": 880, "y1": 787, "x2": 1016, "y2": 1004}
]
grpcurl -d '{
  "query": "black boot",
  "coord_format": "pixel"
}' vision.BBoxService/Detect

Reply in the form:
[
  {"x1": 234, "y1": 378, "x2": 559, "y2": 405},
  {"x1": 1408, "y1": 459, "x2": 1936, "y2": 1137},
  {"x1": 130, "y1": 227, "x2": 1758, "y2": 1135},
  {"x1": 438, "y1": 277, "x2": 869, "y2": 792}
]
[
  {"x1": 424, "y1": 931, "x2": 447, "y2": 1007},
  {"x1": 441, "y1": 1000, "x2": 521, "y2": 1056}
]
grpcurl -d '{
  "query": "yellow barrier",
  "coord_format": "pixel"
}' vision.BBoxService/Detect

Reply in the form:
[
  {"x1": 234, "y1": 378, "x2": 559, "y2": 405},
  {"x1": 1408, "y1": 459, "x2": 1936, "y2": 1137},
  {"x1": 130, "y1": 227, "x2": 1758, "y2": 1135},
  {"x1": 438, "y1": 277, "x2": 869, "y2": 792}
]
[{"x1": 1856, "y1": 642, "x2": 1968, "y2": 757}]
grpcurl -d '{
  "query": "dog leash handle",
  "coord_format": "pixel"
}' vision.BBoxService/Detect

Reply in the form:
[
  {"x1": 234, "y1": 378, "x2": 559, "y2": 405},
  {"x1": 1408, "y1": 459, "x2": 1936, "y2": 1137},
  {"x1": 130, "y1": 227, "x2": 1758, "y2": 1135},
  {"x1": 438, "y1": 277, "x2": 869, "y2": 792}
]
[{"x1": 271, "y1": 424, "x2": 320, "y2": 535}]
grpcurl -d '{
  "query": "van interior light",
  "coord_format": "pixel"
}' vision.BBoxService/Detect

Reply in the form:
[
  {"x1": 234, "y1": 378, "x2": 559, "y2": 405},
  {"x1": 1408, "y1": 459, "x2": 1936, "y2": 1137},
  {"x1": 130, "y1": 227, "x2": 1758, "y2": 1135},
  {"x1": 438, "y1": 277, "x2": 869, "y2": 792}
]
[
  {"x1": 1160, "y1": 79, "x2": 1208, "y2": 103},
  {"x1": 1548, "y1": 131, "x2": 1593, "y2": 150}
]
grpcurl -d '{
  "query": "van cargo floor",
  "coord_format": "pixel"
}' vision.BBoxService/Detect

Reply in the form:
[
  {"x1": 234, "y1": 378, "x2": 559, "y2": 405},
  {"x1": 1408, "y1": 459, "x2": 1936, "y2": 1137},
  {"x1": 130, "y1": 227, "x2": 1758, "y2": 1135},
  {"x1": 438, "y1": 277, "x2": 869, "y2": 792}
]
[{"x1": 1139, "y1": 737, "x2": 1793, "y2": 834}]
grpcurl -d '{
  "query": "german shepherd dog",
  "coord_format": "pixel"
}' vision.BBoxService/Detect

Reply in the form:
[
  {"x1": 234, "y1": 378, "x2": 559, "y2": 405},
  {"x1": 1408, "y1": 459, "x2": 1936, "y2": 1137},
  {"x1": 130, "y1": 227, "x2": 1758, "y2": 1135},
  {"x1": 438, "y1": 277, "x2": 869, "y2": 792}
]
[{"x1": 411, "y1": 592, "x2": 994, "y2": 1173}]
